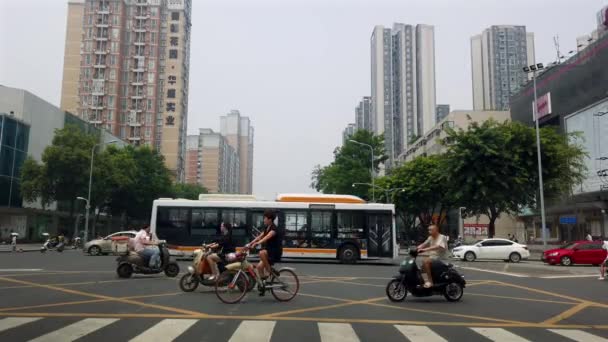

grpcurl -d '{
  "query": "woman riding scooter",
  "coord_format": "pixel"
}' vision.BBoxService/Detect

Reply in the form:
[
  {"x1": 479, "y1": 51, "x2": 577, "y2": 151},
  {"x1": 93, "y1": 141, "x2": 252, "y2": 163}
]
[{"x1": 206, "y1": 223, "x2": 236, "y2": 281}]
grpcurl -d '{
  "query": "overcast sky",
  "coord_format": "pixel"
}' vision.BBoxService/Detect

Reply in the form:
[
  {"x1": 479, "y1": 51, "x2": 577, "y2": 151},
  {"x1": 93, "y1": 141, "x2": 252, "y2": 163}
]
[{"x1": 0, "y1": 0, "x2": 605, "y2": 199}]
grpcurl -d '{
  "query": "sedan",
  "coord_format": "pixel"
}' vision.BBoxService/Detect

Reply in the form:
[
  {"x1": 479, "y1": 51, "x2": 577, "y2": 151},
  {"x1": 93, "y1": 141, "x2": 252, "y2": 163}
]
[
  {"x1": 84, "y1": 231, "x2": 136, "y2": 256},
  {"x1": 542, "y1": 241, "x2": 607, "y2": 266},
  {"x1": 452, "y1": 238, "x2": 530, "y2": 263}
]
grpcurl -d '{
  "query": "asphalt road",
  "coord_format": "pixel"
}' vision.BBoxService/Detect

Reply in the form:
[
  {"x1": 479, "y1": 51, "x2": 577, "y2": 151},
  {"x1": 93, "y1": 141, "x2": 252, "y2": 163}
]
[{"x1": 0, "y1": 251, "x2": 606, "y2": 341}]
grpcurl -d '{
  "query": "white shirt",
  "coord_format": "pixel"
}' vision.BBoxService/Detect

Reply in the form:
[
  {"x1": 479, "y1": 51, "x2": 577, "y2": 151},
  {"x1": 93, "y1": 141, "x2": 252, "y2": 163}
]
[
  {"x1": 11, "y1": 236, "x2": 16, "y2": 244},
  {"x1": 423, "y1": 234, "x2": 448, "y2": 259},
  {"x1": 133, "y1": 230, "x2": 150, "y2": 252},
  {"x1": 586, "y1": 234, "x2": 593, "y2": 241},
  {"x1": 603, "y1": 240, "x2": 608, "y2": 251}
]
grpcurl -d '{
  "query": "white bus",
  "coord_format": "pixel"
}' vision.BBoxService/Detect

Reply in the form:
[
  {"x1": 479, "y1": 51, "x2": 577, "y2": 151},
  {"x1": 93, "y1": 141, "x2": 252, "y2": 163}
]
[{"x1": 150, "y1": 193, "x2": 396, "y2": 263}]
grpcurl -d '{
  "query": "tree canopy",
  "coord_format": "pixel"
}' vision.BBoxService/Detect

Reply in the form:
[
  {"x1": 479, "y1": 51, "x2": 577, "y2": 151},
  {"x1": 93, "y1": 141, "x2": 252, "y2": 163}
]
[
  {"x1": 172, "y1": 183, "x2": 209, "y2": 200},
  {"x1": 311, "y1": 130, "x2": 387, "y2": 200}
]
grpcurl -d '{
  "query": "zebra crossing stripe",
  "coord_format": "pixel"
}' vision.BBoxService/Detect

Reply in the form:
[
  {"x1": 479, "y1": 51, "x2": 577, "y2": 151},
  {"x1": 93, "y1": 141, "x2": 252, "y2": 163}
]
[
  {"x1": 229, "y1": 320, "x2": 276, "y2": 342},
  {"x1": 394, "y1": 325, "x2": 447, "y2": 342},
  {"x1": 549, "y1": 329, "x2": 608, "y2": 342},
  {"x1": 129, "y1": 319, "x2": 197, "y2": 342},
  {"x1": 28, "y1": 318, "x2": 118, "y2": 342},
  {"x1": 0, "y1": 317, "x2": 41, "y2": 333},
  {"x1": 318, "y1": 323, "x2": 360, "y2": 342},
  {"x1": 470, "y1": 327, "x2": 531, "y2": 341}
]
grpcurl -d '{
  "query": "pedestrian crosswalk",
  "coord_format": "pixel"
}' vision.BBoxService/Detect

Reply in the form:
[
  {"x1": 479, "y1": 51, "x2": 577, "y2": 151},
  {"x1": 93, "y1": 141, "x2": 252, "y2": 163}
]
[{"x1": 0, "y1": 316, "x2": 607, "y2": 342}]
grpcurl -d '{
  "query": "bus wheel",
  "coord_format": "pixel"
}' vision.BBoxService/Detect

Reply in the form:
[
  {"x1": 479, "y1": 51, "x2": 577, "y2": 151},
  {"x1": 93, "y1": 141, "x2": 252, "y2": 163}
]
[{"x1": 339, "y1": 245, "x2": 358, "y2": 264}]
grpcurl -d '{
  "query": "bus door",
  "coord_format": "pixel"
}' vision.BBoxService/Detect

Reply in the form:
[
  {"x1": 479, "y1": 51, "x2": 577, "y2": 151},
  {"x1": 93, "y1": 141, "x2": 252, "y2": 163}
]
[{"x1": 367, "y1": 213, "x2": 392, "y2": 258}]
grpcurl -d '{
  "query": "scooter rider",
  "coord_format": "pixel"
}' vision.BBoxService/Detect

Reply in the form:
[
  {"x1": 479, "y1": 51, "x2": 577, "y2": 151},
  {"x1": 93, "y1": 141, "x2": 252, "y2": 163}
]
[
  {"x1": 417, "y1": 224, "x2": 448, "y2": 288},
  {"x1": 206, "y1": 223, "x2": 236, "y2": 280},
  {"x1": 133, "y1": 225, "x2": 160, "y2": 268}
]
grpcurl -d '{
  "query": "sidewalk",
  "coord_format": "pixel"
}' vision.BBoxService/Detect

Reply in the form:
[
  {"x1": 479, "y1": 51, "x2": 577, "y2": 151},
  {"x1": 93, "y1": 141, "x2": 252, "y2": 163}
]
[{"x1": 0, "y1": 244, "x2": 44, "y2": 253}]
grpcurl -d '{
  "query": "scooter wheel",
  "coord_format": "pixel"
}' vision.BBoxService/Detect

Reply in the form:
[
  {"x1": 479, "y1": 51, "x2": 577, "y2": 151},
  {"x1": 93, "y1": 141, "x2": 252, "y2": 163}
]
[
  {"x1": 40, "y1": 249, "x2": 46, "y2": 253},
  {"x1": 117, "y1": 263, "x2": 133, "y2": 278},
  {"x1": 179, "y1": 273, "x2": 200, "y2": 292},
  {"x1": 444, "y1": 282, "x2": 464, "y2": 302},
  {"x1": 386, "y1": 279, "x2": 407, "y2": 302},
  {"x1": 164, "y1": 263, "x2": 180, "y2": 277}
]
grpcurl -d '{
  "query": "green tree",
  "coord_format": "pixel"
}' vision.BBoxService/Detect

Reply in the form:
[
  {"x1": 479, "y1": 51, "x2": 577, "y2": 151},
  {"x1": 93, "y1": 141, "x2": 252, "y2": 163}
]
[
  {"x1": 444, "y1": 120, "x2": 586, "y2": 237},
  {"x1": 378, "y1": 155, "x2": 454, "y2": 235},
  {"x1": 172, "y1": 183, "x2": 209, "y2": 200},
  {"x1": 311, "y1": 130, "x2": 387, "y2": 200},
  {"x1": 20, "y1": 125, "x2": 98, "y2": 215}
]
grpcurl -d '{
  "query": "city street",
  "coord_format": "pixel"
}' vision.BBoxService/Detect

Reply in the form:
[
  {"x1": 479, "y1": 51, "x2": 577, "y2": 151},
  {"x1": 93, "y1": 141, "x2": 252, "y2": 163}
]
[{"x1": 0, "y1": 251, "x2": 606, "y2": 341}]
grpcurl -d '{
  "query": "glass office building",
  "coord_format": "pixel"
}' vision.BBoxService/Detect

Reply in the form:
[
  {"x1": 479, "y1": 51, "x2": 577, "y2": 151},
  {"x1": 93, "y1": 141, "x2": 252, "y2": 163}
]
[{"x1": 0, "y1": 113, "x2": 30, "y2": 207}]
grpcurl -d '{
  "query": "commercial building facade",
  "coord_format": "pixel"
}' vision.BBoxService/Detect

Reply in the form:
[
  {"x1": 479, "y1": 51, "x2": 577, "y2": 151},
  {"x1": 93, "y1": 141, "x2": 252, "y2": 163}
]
[
  {"x1": 510, "y1": 27, "x2": 608, "y2": 241},
  {"x1": 60, "y1": 0, "x2": 192, "y2": 181},
  {"x1": 435, "y1": 104, "x2": 450, "y2": 123},
  {"x1": 471, "y1": 26, "x2": 535, "y2": 111},
  {"x1": 220, "y1": 110, "x2": 254, "y2": 194},
  {"x1": 370, "y1": 23, "x2": 436, "y2": 167},
  {"x1": 0, "y1": 85, "x2": 123, "y2": 240}
]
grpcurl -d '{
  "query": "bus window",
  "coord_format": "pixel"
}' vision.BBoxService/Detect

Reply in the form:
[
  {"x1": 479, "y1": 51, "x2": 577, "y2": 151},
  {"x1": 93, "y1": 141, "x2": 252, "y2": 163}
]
[
  {"x1": 222, "y1": 209, "x2": 248, "y2": 246},
  {"x1": 311, "y1": 210, "x2": 332, "y2": 248},
  {"x1": 284, "y1": 211, "x2": 308, "y2": 248},
  {"x1": 337, "y1": 211, "x2": 365, "y2": 239},
  {"x1": 191, "y1": 209, "x2": 219, "y2": 241},
  {"x1": 156, "y1": 207, "x2": 189, "y2": 244}
]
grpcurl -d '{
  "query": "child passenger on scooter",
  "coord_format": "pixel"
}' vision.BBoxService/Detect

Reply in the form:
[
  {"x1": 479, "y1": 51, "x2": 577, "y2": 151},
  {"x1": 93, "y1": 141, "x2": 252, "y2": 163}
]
[
  {"x1": 207, "y1": 223, "x2": 236, "y2": 280},
  {"x1": 417, "y1": 224, "x2": 448, "y2": 288}
]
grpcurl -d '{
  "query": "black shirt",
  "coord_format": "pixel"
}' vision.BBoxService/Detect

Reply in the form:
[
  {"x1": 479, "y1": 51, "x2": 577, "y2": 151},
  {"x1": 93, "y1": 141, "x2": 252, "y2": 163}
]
[
  {"x1": 216, "y1": 235, "x2": 235, "y2": 255},
  {"x1": 261, "y1": 224, "x2": 282, "y2": 253}
]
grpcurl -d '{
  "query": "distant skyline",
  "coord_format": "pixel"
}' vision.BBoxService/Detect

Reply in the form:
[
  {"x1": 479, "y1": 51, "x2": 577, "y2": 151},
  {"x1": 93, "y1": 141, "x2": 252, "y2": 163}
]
[{"x1": 1, "y1": 0, "x2": 605, "y2": 200}]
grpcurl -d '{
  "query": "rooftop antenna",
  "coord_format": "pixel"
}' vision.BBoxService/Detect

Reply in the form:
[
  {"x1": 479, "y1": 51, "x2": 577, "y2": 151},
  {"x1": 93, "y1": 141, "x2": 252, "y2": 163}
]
[{"x1": 553, "y1": 35, "x2": 561, "y2": 64}]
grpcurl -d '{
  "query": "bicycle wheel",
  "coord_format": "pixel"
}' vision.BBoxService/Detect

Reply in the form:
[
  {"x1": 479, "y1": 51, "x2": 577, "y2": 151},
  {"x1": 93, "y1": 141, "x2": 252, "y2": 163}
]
[
  {"x1": 270, "y1": 268, "x2": 299, "y2": 302},
  {"x1": 215, "y1": 270, "x2": 249, "y2": 304}
]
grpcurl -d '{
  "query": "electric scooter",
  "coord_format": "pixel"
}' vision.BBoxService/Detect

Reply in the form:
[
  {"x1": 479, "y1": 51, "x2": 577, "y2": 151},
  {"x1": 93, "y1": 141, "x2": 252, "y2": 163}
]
[
  {"x1": 178, "y1": 244, "x2": 226, "y2": 292},
  {"x1": 386, "y1": 249, "x2": 466, "y2": 302},
  {"x1": 116, "y1": 241, "x2": 179, "y2": 278}
]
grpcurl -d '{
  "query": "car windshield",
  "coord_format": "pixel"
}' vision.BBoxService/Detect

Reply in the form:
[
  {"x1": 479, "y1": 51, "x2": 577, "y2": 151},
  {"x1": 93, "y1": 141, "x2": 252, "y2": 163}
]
[{"x1": 559, "y1": 243, "x2": 577, "y2": 249}]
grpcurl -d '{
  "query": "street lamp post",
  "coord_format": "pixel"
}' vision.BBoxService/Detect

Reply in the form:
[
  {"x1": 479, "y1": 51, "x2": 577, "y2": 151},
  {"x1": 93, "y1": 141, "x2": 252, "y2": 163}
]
[
  {"x1": 458, "y1": 207, "x2": 466, "y2": 239},
  {"x1": 349, "y1": 140, "x2": 375, "y2": 202},
  {"x1": 352, "y1": 183, "x2": 404, "y2": 204},
  {"x1": 82, "y1": 140, "x2": 118, "y2": 242},
  {"x1": 523, "y1": 63, "x2": 548, "y2": 247}
]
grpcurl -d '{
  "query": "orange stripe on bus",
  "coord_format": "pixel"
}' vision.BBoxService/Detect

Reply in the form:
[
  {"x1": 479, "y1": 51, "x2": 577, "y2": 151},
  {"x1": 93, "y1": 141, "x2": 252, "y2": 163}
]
[
  {"x1": 277, "y1": 196, "x2": 365, "y2": 204},
  {"x1": 169, "y1": 245, "x2": 367, "y2": 255}
]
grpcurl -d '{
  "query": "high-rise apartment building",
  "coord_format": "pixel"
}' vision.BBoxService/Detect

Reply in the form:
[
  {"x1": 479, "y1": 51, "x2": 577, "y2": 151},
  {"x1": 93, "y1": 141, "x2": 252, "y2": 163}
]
[
  {"x1": 436, "y1": 104, "x2": 450, "y2": 122},
  {"x1": 355, "y1": 96, "x2": 372, "y2": 131},
  {"x1": 342, "y1": 123, "x2": 356, "y2": 144},
  {"x1": 60, "y1": 0, "x2": 192, "y2": 181},
  {"x1": 471, "y1": 26, "x2": 535, "y2": 111},
  {"x1": 371, "y1": 23, "x2": 436, "y2": 166},
  {"x1": 220, "y1": 110, "x2": 254, "y2": 194},
  {"x1": 184, "y1": 129, "x2": 239, "y2": 194}
]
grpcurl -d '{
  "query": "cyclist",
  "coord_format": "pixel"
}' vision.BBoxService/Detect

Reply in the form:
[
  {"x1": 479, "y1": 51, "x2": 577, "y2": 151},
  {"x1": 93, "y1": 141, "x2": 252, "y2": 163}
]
[{"x1": 248, "y1": 209, "x2": 282, "y2": 283}]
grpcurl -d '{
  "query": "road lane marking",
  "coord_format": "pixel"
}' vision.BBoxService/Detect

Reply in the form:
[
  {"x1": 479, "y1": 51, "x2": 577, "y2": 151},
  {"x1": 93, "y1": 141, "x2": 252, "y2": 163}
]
[
  {"x1": 318, "y1": 323, "x2": 359, "y2": 342},
  {"x1": 0, "y1": 269, "x2": 43, "y2": 272},
  {"x1": 471, "y1": 327, "x2": 531, "y2": 341},
  {"x1": 395, "y1": 325, "x2": 447, "y2": 341},
  {"x1": 549, "y1": 329, "x2": 608, "y2": 341},
  {"x1": 259, "y1": 297, "x2": 385, "y2": 318},
  {"x1": 491, "y1": 281, "x2": 608, "y2": 308},
  {"x1": 457, "y1": 266, "x2": 529, "y2": 277},
  {"x1": 0, "y1": 276, "x2": 204, "y2": 317},
  {"x1": 29, "y1": 318, "x2": 118, "y2": 342},
  {"x1": 467, "y1": 292, "x2": 578, "y2": 305},
  {"x1": 542, "y1": 302, "x2": 593, "y2": 325},
  {"x1": 539, "y1": 275, "x2": 599, "y2": 279},
  {"x1": 0, "y1": 317, "x2": 41, "y2": 332},
  {"x1": 129, "y1": 319, "x2": 197, "y2": 342},
  {"x1": 229, "y1": 320, "x2": 276, "y2": 342}
]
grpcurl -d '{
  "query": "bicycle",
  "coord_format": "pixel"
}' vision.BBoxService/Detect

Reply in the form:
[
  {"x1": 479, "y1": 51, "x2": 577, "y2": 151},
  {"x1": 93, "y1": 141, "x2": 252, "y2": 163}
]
[{"x1": 215, "y1": 247, "x2": 299, "y2": 304}]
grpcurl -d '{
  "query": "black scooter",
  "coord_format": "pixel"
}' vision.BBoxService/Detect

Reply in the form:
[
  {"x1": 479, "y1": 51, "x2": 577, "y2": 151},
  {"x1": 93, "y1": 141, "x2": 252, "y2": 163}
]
[
  {"x1": 116, "y1": 241, "x2": 180, "y2": 278},
  {"x1": 386, "y1": 249, "x2": 466, "y2": 302}
]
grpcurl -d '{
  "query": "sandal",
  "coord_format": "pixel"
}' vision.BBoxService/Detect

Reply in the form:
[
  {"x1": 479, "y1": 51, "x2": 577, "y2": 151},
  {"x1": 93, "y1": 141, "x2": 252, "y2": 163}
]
[{"x1": 423, "y1": 282, "x2": 433, "y2": 288}]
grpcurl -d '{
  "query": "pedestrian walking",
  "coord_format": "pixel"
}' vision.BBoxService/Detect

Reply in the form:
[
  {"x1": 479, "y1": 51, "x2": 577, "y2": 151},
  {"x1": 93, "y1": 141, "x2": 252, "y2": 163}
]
[
  {"x1": 600, "y1": 239, "x2": 608, "y2": 281},
  {"x1": 586, "y1": 232, "x2": 593, "y2": 241},
  {"x1": 10, "y1": 233, "x2": 17, "y2": 252}
]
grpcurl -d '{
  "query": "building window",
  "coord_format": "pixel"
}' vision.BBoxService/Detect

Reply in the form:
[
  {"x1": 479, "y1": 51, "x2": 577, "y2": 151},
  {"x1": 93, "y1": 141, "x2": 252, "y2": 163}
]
[
  {"x1": 167, "y1": 89, "x2": 176, "y2": 98},
  {"x1": 169, "y1": 49, "x2": 178, "y2": 59},
  {"x1": 170, "y1": 24, "x2": 179, "y2": 33},
  {"x1": 171, "y1": 12, "x2": 180, "y2": 21}
]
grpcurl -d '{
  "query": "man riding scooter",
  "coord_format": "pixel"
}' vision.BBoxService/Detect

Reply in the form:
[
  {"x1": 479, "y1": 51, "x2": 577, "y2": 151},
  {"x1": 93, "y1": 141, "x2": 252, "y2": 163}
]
[
  {"x1": 133, "y1": 225, "x2": 160, "y2": 268},
  {"x1": 417, "y1": 224, "x2": 449, "y2": 288}
]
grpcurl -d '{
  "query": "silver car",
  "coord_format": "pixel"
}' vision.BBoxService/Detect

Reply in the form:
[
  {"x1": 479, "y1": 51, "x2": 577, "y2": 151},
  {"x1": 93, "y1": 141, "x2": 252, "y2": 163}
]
[{"x1": 84, "y1": 231, "x2": 137, "y2": 256}]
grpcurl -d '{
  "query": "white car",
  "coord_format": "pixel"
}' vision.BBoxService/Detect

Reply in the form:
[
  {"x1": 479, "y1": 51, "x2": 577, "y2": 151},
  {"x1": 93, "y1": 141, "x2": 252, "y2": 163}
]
[
  {"x1": 84, "y1": 231, "x2": 137, "y2": 256},
  {"x1": 452, "y1": 238, "x2": 530, "y2": 263}
]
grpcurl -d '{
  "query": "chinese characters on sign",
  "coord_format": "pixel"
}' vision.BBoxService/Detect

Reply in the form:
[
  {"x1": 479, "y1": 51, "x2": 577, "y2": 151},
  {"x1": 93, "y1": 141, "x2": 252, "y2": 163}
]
[
  {"x1": 165, "y1": 115, "x2": 175, "y2": 126},
  {"x1": 463, "y1": 223, "x2": 489, "y2": 237}
]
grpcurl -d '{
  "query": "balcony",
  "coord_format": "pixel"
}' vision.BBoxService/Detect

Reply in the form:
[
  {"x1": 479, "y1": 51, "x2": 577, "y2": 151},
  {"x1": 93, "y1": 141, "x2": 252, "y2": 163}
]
[
  {"x1": 95, "y1": 20, "x2": 109, "y2": 28},
  {"x1": 94, "y1": 35, "x2": 108, "y2": 41},
  {"x1": 88, "y1": 115, "x2": 103, "y2": 124},
  {"x1": 94, "y1": 49, "x2": 108, "y2": 55},
  {"x1": 130, "y1": 93, "x2": 145, "y2": 100},
  {"x1": 134, "y1": 13, "x2": 149, "y2": 20},
  {"x1": 131, "y1": 79, "x2": 145, "y2": 86},
  {"x1": 91, "y1": 88, "x2": 105, "y2": 96},
  {"x1": 131, "y1": 66, "x2": 145, "y2": 72},
  {"x1": 128, "y1": 136, "x2": 141, "y2": 141},
  {"x1": 133, "y1": 26, "x2": 148, "y2": 33},
  {"x1": 93, "y1": 63, "x2": 107, "y2": 69},
  {"x1": 90, "y1": 103, "x2": 105, "y2": 110}
]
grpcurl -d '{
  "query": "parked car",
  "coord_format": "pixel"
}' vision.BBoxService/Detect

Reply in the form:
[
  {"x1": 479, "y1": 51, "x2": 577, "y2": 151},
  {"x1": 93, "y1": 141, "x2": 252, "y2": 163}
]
[
  {"x1": 542, "y1": 240, "x2": 608, "y2": 266},
  {"x1": 84, "y1": 231, "x2": 137, "y2": 256},
  {"x1": 452, "y1": 238, "x2": 530, "y2": 263}
]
